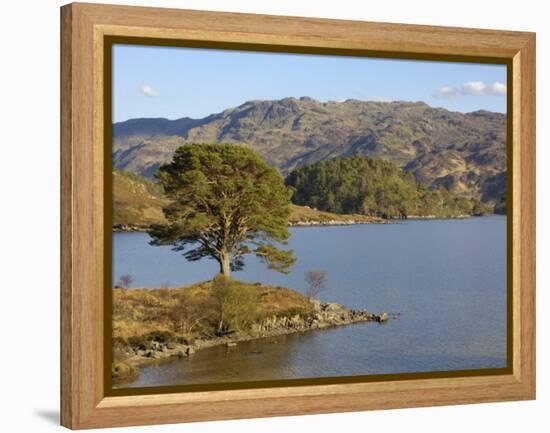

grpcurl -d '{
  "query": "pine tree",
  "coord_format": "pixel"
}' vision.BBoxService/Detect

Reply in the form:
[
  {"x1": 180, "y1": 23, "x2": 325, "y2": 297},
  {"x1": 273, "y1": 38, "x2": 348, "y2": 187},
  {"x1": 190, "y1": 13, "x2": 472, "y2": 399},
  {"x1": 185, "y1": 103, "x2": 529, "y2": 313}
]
[{"x1": 149, "y1": 143, "x2": 295, "y2": 277}]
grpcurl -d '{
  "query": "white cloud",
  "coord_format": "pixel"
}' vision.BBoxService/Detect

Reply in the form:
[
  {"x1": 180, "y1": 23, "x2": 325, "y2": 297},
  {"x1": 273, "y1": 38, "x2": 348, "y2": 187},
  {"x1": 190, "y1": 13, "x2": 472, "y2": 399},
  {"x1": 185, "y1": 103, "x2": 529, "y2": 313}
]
[
  {"x1": 139, "y1": 84, "x2": 159, "y2": 97},
  {"x1": 433, "y1": 86, "x2": 458, "y2": 98},
  {"x1": 491, "y1": 81, "x2": 507, "y2": 95},
  {"x1": 434, "y1": 81, "x2": 506, "y2": 98},
  {"x1": 461, "y1": 81, "x2": 487, "y2": 96}
]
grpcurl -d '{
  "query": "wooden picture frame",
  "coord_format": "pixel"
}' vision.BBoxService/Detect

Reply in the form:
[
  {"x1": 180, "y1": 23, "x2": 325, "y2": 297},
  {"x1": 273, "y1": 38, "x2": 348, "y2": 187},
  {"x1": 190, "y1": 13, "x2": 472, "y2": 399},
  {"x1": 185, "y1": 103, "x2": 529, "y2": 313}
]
[{"x1": 60, "y1": 2, "x2": 536, "y2": 429}]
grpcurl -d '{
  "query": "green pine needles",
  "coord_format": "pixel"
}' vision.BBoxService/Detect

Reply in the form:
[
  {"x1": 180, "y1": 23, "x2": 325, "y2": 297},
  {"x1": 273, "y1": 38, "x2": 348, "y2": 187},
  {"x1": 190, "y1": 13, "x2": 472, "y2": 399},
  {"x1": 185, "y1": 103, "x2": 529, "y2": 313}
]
[{"x1": 149, "y1": 143, "x2": 295, "y2": 277}]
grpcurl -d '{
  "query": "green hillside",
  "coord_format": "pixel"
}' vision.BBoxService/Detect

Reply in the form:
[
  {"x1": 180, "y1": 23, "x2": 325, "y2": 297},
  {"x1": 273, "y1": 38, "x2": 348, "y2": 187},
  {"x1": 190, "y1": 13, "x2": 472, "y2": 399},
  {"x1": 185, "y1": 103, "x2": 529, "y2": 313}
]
[{"x1": 286, "y1": 156, "x2": 488, "y2": 218}]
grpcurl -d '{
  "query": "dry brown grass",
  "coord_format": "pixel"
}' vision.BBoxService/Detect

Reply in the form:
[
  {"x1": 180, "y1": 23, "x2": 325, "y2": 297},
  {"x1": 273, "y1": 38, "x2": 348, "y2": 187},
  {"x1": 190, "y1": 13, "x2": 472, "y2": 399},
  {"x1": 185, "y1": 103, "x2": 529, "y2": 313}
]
[
  {"x1": 113, "y1": 170, "x2": 170, "y2": 227},
  {"x1": 288, "y1": 204, "x2": 384, "y2": 224},
  {"x1": 257, "y1": 285, "x2": 313, "y2": 318},
  {"x1": 112, "y1": 279, "x2": 313, "y2": 344}
]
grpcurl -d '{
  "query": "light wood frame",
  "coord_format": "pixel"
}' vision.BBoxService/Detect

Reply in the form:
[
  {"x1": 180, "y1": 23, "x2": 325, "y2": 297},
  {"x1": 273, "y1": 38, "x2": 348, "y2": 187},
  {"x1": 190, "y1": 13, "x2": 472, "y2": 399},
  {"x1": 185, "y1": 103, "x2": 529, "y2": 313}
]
[{"x1": 61, "y1": 2, "x2": 536, "y2": 429}]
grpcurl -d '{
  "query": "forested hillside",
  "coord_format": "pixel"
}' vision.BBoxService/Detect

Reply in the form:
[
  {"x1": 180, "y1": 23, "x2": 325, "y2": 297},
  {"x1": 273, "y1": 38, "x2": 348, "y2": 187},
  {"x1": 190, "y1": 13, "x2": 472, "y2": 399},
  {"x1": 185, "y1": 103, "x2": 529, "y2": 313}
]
[{"x1": 285, "y1": 157, "x2": 488, "y2": 218}]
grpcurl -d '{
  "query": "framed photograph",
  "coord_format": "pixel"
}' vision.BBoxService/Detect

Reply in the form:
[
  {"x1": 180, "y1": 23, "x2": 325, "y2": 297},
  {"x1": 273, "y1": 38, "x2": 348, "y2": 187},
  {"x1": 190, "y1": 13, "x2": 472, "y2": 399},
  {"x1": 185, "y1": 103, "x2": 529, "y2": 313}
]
[{"x1": 60, "y1": 3, "x2": 535, "y2": 429}]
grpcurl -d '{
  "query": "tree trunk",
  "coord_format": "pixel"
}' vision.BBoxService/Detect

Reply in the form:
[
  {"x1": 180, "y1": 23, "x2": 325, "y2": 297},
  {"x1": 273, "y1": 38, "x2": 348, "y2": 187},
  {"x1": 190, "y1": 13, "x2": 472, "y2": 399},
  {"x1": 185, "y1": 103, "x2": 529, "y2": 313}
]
[{"x1": 219, "y1": 251, "x2": 231, "y2": 277}]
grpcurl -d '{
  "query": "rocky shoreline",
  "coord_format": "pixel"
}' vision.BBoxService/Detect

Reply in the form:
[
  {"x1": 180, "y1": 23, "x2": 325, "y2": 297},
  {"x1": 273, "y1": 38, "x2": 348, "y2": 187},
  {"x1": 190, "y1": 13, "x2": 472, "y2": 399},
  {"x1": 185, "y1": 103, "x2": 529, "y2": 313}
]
[
  {"x1": 113, "y1": 219, "x2": 388, "y2": 232},
  {"x1": 289, "y1": 219, "x2": 388, "y2": 227},
  {"x1": 405, "y1": 214, "x2": 470, "y2": 220},
  {"x1": 114, "y1": 300, "x2": 390, "y2": 381},
  {"x1": 113, "y1": 215, "x2": 478, "y2": 232}
]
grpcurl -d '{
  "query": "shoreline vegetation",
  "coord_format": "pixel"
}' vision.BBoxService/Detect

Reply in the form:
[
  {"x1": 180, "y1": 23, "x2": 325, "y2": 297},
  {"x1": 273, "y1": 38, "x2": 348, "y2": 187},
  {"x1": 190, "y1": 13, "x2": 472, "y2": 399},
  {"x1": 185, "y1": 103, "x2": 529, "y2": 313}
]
[
  {"x1": 112, "y1": 211, "x2": 479, "y2": 232},
  {"x1": 112, "y1": 166, "x2": 488, "y2": 233},
  {"x1": 112, "y1": 278, "x2": 389, "y2": 384}
]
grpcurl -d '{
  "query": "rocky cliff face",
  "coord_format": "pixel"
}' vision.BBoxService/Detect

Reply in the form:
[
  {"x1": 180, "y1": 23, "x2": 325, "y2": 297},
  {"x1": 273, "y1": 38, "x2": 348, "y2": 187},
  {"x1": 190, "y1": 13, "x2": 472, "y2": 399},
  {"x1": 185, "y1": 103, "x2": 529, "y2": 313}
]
[{"x1": 113, "y1": 97, "x2": 507, "y2": 205}]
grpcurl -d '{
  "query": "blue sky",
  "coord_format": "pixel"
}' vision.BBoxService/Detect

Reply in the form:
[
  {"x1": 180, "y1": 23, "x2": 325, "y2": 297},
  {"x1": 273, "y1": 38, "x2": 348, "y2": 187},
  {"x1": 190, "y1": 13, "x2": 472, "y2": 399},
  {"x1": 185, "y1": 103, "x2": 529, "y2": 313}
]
[{"x1": 112, "y1": 44, "x2": 507, "y2": 123}]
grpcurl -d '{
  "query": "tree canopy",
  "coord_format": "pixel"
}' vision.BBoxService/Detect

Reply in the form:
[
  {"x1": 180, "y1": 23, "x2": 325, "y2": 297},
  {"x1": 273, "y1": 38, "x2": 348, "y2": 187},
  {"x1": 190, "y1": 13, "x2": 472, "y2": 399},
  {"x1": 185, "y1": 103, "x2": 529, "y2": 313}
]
[
  {"x1": 149, "y1": 143, "x2": 295, "y2": 277},
  {"x1": 285, "y1": 156, "x2": 488, "y2": 218}
]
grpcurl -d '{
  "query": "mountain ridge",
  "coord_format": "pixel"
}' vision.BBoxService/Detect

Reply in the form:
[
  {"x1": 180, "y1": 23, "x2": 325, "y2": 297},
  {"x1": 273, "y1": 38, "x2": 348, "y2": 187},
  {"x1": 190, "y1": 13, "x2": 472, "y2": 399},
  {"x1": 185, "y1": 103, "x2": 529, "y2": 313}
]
[{"x1": 113, "y1": 97, "x2": 507, "y2": 207}]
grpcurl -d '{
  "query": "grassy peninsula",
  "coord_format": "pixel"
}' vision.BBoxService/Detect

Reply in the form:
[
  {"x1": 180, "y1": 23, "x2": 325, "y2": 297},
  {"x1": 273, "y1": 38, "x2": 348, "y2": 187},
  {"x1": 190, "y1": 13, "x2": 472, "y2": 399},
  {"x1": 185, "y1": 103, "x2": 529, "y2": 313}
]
[{"x1": 112, "y1": 277, "x2": 387, "y2": 383}]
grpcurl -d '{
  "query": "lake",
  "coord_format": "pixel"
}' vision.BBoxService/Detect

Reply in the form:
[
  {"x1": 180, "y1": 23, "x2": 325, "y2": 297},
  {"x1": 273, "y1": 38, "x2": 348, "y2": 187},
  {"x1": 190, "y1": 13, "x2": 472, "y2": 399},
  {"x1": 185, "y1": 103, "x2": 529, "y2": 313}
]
[{"x1": 112, "y1": 216, "x2": 507, "y2": 388}]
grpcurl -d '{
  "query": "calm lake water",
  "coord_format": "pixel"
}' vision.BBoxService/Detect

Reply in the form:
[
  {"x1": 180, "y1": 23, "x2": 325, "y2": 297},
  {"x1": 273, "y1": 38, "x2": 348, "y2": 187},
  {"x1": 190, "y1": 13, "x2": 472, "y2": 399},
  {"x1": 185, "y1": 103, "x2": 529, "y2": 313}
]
[{"x1": 113, "y1": 216, "x2": 507, "y2": 388}]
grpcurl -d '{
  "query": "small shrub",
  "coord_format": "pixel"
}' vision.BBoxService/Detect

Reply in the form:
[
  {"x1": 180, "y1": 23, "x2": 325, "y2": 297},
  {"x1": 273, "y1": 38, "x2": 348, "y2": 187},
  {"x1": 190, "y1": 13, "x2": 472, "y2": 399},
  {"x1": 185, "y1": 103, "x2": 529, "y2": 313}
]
[
  {"x1": 305, "y1": 269, "x2": 326, "y2": 299},
  {"x1": 168, "y1": 291, "x2": 205, "y2": 334},
  {"x1": 118, "y1": 274, "x2": 134, "y2": 289},
  {"x1": 212, "y1": 276, "x2": 259, "y2": 333},
  {"x1": 112, "y1": 362, "x2": 139, "y2": 381}
]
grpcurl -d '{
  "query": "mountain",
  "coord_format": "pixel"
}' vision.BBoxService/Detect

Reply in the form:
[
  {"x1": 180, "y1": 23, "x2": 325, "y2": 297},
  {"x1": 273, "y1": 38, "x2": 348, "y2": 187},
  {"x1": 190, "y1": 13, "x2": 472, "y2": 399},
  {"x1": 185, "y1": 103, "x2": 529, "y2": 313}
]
[{"x1": 112, "y1": 97, "x2": 507, "y2": 207}]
